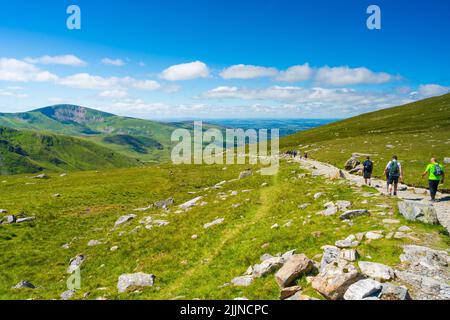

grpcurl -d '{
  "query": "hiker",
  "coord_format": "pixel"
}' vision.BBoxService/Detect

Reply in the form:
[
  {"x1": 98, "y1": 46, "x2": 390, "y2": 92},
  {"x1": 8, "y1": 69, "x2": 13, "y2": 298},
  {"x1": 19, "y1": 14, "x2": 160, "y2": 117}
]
[
  {"x1": 293, "y1": 150, "x2": 298, "y2": 158},
  {"x1": 304, "y1": 152, "x2": 308, "y2": 159},
  {"x1": 422, "y1": 157, "x2": 445, "y2": 202},
  {"x1": 384, "y1": 155, "x2": 403, "y2": 196},
  {"x1": 362, "y1": 156, "x2": 373, "y2": 186}
]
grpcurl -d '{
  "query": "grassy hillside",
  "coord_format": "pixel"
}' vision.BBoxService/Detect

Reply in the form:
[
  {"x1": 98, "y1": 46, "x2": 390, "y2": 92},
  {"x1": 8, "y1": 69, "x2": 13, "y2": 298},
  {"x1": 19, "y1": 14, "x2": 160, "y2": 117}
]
[
  {"x1": 0, "y1": 159, "x2": 448, "y2": 300},
  {"x1": 281, "y1": 94, "x2": 450, "y2": 189},
  {"x1": 0, "y1": 127, "x2": 139, "y2": 174},
  {"x1": 0, "y1": 105, "x2": 180, "y2": 162}
]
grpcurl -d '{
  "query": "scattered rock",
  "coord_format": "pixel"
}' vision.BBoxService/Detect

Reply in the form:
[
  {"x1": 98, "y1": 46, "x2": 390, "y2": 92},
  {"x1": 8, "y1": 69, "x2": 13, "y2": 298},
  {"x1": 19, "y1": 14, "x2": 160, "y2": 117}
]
[
  {"x1": 13, "y1": 280, "x2": 36, "y2": 289},
  {"x1": 313, "y1": 192, "x2": 324, "y2": 199},
  {"x1": 358, "y1": 261, "x2": 395, "y2": 281},
  {"x1": 110, "y1": 246, "x2": 119, "y2": 251},
  {"x1": 398, "y1": 226, "x2": 412, "y2": 232},
  {"x1": 271, "y1": 223, "x2": 280, "y2": 229},
  {"x1": 117, "y1": 273, "x2": 155, "y2": 293},
  {"x1": 239, "y1": 170, "x2": 252, "y2": 179},
  {"x1": 67, "y1": 254, "x2": 85, "y2": 274},
  {"x1": 365, "y1": 231, "x2": 384, "y2": 240},
  {"x1": 32, "y1": 174, "x2": 49, "y2": 179},
  {"x1": 275, "y1": 254, "x2": 314, "y2": 288},
  {"x1": 253, "y1": 257, "x2": 284, "y2": 278},
  {"x1": 154, "y1": 197, "x2": 174, "y2": 209},
  {"x1": 382, "y1": 219, "x2": 400, "y2": 224},
  {"x1": 53, "y1": 193, "x2": 61, "y2": 198},
  {"x1": 344, "y1": 279, "x2": 382, "y2": 300},
  {"x1": 114, "y1": 214, "x2": 136, "y2": 228},
  {"x1": 87, "y1": 240, "x2": 102, "y2": 247},
  {"x1": 0, "y1": 209, "x2": 8, "y2": 213},
  {"x1": 335, "y1": 235, "x2": 359, "y2": 248},
  {"x1": 179, "y1": 196, "x2": 203, "y2": 210},
  {"x1": 191, "y1": 234, "x2": 198, "y2": 240},
  {"x1": 339, "y1": 209, "x2": 369, "y2": 220},
  {"x1": 61, "y1": 289, "x2": 75, "y2": 300},
  {"x1": 336, "y1": 200, "x2": 352, "y2": 211},
  {"x1": 298, "y1": 203, "x2": 311, "y2": 210},
  {"x1": 398, "y1": 201, "x2": 439, "y2": 225},
  {"x1": 319, "y1": 206, "x2": 338, "y2": 216},
  {"x1": 285, "y1": 292, "x2": 319, "y2": 300},
  {"x1": 1, "y1": 215, "x2": 16, "y2": 224},
  {"x1": 204, "y1": 218, "x2": 224, "y2": 229},
  {"x1": 231, "y1": 275, "x2": 253, "y2": 287},
  {"x1": 320, "y1": 246, "x2": 340, "y2": 271},
  {"x1": 344, "y1": 157, "x2": 360, "y2": 171},
  {"x1": 16, "y1": 217, "x2": 36, "y2": 224},
  {"x1": 340, "y1": 249, "x2": 358, "y2": 262}
]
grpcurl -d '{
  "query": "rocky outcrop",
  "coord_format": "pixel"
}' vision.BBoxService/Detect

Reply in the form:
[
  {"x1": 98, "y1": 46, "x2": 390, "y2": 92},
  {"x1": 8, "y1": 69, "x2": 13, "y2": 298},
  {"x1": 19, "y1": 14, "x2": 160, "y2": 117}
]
[
  {"x1": 114, "y1": 214, "x2": 136, "y2": 228},
  {"x1": 398, "y1": 201, "x2": 439, "y2": 225},
  {"x1": 358, "y1": 261, "x2": 395, "y2": 282},
  {"x1": 344, "y1": 157, "x2": 360, "y2": 171},
  {"x1": 344, "y1": 279, "x2": 382, "y2": 300}
]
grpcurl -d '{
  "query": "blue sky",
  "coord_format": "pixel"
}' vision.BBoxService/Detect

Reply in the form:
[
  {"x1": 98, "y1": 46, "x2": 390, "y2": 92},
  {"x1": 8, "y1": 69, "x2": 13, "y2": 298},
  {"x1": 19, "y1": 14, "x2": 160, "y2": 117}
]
[{"x1": 0, "y1": 0, "x2": 449, "y2": 119}]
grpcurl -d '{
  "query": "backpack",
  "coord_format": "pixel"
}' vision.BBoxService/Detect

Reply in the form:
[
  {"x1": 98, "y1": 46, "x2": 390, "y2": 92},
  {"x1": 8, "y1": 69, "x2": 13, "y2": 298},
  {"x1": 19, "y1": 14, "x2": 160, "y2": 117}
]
[
  {"x1": 364, "y1": 160, "x2": 373, "y2": 172},
  {"x1": 433, "y1": 164, "x2": 443, "y2": 177},
  {"x1": 389, "y1": 161, "x2": 400, "y2": 177}
]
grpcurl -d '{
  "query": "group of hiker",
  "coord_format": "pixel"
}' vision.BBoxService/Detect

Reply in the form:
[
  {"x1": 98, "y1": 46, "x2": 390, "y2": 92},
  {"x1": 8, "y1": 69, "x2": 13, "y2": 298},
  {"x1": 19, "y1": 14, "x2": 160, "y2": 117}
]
[
  {"x1": 286, "y1": 150, "x2": 308, "y2": 159},
  {"x1": 362, "y1": 155, "x2": 445, "y2": 202}
]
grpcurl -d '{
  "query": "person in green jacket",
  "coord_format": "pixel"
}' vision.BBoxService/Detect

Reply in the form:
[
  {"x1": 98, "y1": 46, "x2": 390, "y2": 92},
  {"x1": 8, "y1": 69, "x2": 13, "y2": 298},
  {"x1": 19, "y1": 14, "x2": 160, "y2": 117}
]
[{"x1": 422, "y1": 158, "x2": 445, "y2": 202}]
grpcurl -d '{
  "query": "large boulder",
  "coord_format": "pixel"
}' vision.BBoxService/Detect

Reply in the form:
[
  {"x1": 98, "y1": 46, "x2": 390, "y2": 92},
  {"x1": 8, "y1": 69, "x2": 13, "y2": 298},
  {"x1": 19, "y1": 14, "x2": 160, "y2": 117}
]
[
  {"x1": 358, "y1": 261, "x2": 395, "y2": 282},
  {"x1": 397, "y1": 201, "x2": 439, "y2": 224},
  {"x1": 275, "y1": 254, "x2": 314, "y2": 288},
  {"x1": 379, "y1": 283, "x2": 411, "y2": 300},
  {"x1": 344, "y1": 279, "x2": 382, "y2": 300},
  {"x1": 344, "y1": 157, "x2": 360, "y2": 171},
  {"x1": 320, "y1": 246, "x2": 340, "y2": 272},
  {"x1": 253, "y1": 257, "x2": 284, "y2": 278},
  {"x1": 311, "y1": 263, "x2": 363, "y2": 300},
  {"x1": 117, "y1": 273, "x2": 155, "y2": 293}
]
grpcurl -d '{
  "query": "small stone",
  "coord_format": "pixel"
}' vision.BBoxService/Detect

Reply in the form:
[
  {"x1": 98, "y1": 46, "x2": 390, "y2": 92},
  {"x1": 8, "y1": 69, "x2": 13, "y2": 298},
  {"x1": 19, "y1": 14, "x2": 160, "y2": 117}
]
[
  {"x1": 114, "y1": 214, "x2": 136, "y2": 227},
  {"x1": 383, "y1": 219, "x2": 400, "y2": 224},
  {"x1": 339, "y1": 209, "x2": 369, "y2": 220},
  {"x1": 340, "y1": 249, "x2": 358, "y2": 262},
  {"x1": 231, "y1": 275, "x2": 253, "y2": 287},
  {"x1": 204, "y1": 218, "x2": 224, "y2": 229},
  {"x1": 271, "y1": 223, "x2": 280, "y2": 229},
  {"x1": 110, "y1": 246, "x2": 119, "y2": 251},
  {"x1": 191, "y1": 234, "x2": 198, "y2": 240},
  {"x1": 398, "y1": 226, "x2": 412, "y2": 232},
  {"x1": 379, "y1": 283, "x2": 411, "y2": 300},
  {"x1": 314, "y1": 192, "x2": 324, "y2": 199},
  {"x1": 280, "y1": 286, "x2": 302, "y2": 300},
  {"x1": 67, "y1": 254, "x2": 85, "y2": 274},
  {"x1": 87, "y1": 240, "x2": 102, "y2": 247},
  {"x1": 61, "y1": 290, "x2": 75, "y2": 300},
  {"x1": 365, "y1": 231, "x2": 384, "y2": 240},
  {"x1": 394, "y1": 232, "x2": 407, "y2": 239},
  {"x1": 16, "y1": 217, "x2": 36, "y2": 223}
]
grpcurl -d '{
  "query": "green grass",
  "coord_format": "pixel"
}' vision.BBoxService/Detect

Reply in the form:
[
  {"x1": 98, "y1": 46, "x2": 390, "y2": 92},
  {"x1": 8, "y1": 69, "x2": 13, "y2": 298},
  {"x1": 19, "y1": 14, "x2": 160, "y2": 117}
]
[
  {"x1": 1, "y1": 160, "x2": 447, "y2": 300},
  {"x1": 280, "y1": 93, "x2": 450, "y2": 189}
]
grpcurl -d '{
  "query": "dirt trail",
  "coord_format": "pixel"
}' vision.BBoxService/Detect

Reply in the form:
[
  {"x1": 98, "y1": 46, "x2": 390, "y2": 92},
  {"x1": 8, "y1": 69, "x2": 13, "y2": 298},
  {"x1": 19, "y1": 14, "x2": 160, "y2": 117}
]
[{"x1": 292, "y1": 157, "x2": 450, "y2": 233}]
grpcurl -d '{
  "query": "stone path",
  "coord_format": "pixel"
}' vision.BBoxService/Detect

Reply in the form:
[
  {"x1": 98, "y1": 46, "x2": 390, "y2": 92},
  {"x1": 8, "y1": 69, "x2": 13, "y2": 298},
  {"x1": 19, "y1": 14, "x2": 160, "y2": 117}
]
[{"x1": 293, "y1": 157, "x2": 450, "y2": 233}]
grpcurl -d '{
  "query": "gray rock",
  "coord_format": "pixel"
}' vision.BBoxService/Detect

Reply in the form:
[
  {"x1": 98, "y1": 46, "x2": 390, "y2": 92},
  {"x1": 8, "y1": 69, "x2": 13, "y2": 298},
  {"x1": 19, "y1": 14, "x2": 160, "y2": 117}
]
[
  {"x1": 379, "y1": 283, "x2": 411, "y2": 300},
  {"x1": 345, "y1": 157, "x2": 360, "y2": 171},
  {"x1": 339, "y1": 209, "x2": 369, "y2": 220},
  {"x1": 340, "y1": 249, "x2": 358, "y2": 262},
  {"x1": 0, "y1": 209, "x2": 7, "y2": 213},
  {"x1": 87, "y1": 240, "x2": 102, "y2": 247},
  {"x1": 280, "y1": 286, "x2": 303, "y2": 300},
  {"x1": 67, "y1": 254, "x2": 85, "y2": 274},
  {"x1": 444, "y1": 157, "x2": 450, "y2": 164},
  {"x1": 179, "y1": 196, "x2": 203, "y2": 210},
  {"x1": 239, "y1": 170, "x2": 252, "y2": 179},
  {"x1": 16, "y1": 217, "x2": 36, "y2": 223},
  {"x1": 275, "y1": 254, "x2": 314, "y2": 288},
  {"x1": 153, "y1": 220, "x2": 170, "y2": 227},
  {"x1": 344, "y1": 279, "x2": 382, "y2": 300},
  {"x1": 398, "y1": 201, "x2": 439, "y2": 224},
  {"x1": 285, "y1": 292, "x2": 319, "y2": 300},
  {"x1": 398, "y1": 225, "x2": 412, "y2": 232},
  {"x1": 358, "y1": 261, "x2": 395, "y2": 281},
  {"x1": 114, "y1": 214, "x2": 136, "y2": 227},
  {"x1": 13, "y1": 280, "x2": 36, "y2": 289},
  {"x1": 1, "y1": 215, "x2": 16, "y2": 224},
  {"x1": 298, "y1": 203, "x2": 311, "y2": 210},
  {"x1": 395, "y1": 270, "x2": 450, "y2": 300},
  {"x1": 313, "y1": 192, "x2": 324, "y2": 199},
  {"x1": 253, "y1": 257, "x2": 284, "y2": 278},
  {"x1": 32, "y1": 174, "x2": 49, "y2": 179},
  {"x1": 336, "y1": 200, "x2": 352, "y2": 211},
  {"x1": 365, "y1": 231, "x2": 384, "y2": 240},
  {"x1": 61, "y1": 289, "x2": 75, "y2": 300},
  {"x1": 335, "y1": 235, "x2": 359, "y2": 248},
  {"x1": 231, "y1": 275, "x2": 253, "y2": 287},
  {"x1": 382, "y1": 219, "x2": 400, "y2": 224},
  {"x1": 117, "y1": 273, "x2": 155, "y2": 293},
  {"x1": 320, "y1": 246, "x2": 340, "y2": 271},
  {"x1": 319, "y1": 206, "x2": 338, "y2": 216},
  {"x1": 203, "y1": 218, "x2": 224, "y2": 229},
  {"x1": 154, "y1": 197, "x2": 174, "y2": 209}
]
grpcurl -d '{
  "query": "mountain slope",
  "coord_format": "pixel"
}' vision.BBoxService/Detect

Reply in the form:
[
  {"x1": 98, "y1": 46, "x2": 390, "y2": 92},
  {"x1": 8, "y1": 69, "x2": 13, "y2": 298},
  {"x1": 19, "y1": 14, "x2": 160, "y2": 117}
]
[
  {"x1": 0, "y1": 127, "x2": 140, "y2": 174},
  {"x1": 0, "y1": 105, "x2": 179, "y2": 162},
  {"x1": 280, "y1": 93, "x2": 450, "y2": 188}
]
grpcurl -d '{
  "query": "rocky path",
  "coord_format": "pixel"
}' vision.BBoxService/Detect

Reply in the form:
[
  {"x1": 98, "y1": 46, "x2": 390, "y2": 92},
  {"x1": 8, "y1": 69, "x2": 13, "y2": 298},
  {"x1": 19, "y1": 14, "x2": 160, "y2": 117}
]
[{"x1": 293, "y1": 157, "x2": 450, "y2": 234}]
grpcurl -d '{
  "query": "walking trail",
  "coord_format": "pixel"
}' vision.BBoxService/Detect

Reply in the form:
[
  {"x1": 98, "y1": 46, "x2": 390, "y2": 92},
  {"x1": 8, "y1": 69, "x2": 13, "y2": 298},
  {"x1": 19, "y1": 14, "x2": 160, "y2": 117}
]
[{"x1": 292, "y1": 157, "x2": 450, "y2": 233}]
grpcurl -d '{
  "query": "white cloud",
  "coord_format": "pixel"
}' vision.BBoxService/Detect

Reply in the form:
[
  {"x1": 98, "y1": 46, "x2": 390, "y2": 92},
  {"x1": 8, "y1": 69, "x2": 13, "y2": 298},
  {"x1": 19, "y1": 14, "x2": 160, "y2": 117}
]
[
  {"x1": 202, "y1": 85, "x2": 412, "y2": 112},
  {"x1": 0, "y1": 58, "x2": 58, "y2": 82},
  {"x1": 0, "y1": 89, "x2": 28, "y2": 98},
  {"x1": 160, "y1": 61, "x2": 209, "y2": 81},
  {"x1": 220, "y1": 64, "x2": 278, "y2": 79},
  {"x1": 99, "y1": 90, "x2": 128, "y2": 99},
  {"x1": 130, "y1": 79, "x2": 161, "y2": 91},
  {"x1": 101, "y1": 58, "x2": 125, "y2": 66},
  {"x1": 315, "y1": 66, "x2": 395, "y2": 86},
  {"x1": 25, "y1": 55, "x2": 87, "y2": 67},
  {"x1": 276, "y1": 64, "x2": 312, "y2": 82},
  {"x1": 417, "y1": 84, "x2": 449, "y2": 97},
  {"x1": 57, "y1": 73, "x2": 161, "y2": 91}
]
